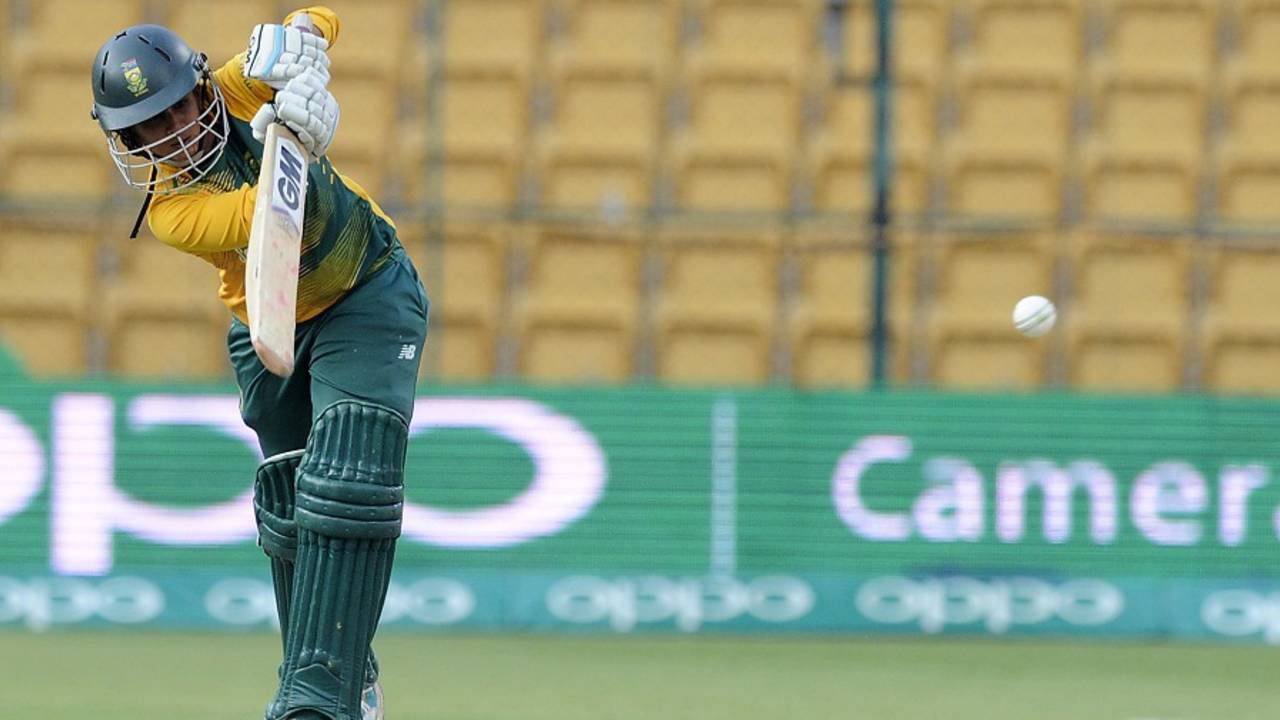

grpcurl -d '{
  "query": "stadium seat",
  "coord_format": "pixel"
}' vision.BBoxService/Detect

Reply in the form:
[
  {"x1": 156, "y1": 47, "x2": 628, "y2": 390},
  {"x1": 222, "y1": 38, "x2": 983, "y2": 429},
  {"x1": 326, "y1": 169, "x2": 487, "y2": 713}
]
[
  {"x1": 1081, "y1": 74, "x2": 1206, "y2": 224},
  {"x1": 787, "y1": 231, "x2": 916, "y2": 387},
  {"x1": 168, "y1": 0, "x2": 278, "y2": 63},
  {"x1": 552, "y1": 0, "x2": 679, "y2": 77},
  {"x1": 8, "y1": 69, "x2": 105, "y2": 150},
  {"x1": 1064, "y1": 232, "x2": 1190, "y2": 392},
  {"x1": 513, "y1": 225, "x2": 645, "y2": 382},
  {"x1": 443, "y1": 0, "x2": 544, "y2": 75},
  {"x1": 0, "y1": 220, "x2": 96, "y2": 375},
  {"x1": 10, "y1": 0, "x2": 145, "y2": 71},
  {"x1": 655, "y1": 230, "x2": 779, "y2": 384},
  {"x1": 402, "y1": 222, "x2": 508, "y2": 381},
  {"x1": 404, "y1": 68, "x2": 530, "y2": 212},
  {"x1": 927, "y1": 232, "x2": 1054, "y2": 389},
  {"x1": 534, "y1": 65, "x2": 662, "y2": 213},
  {"x1": 964, "y1": 0, "x2": 1083, "y2": 79},
  {"x1": 102, "y1": 240, "x2": 230, "y2": 379},
  {"x1": 943, "y1": 70, "x2": 1072, "y2": 220},
  {"x1": 809, "y1": 144, "x2": 929, "y2": 220},
  {"x1": 0, "y1": 146, "x2": 116, "y2": 203},
  {"x1": 312, "y1": 0, "x2": 419, "y2": 78},
  {"x1": 325, "y1": 73, "x2": 398, "y2": 196},
  {"x1": 1216, "y1": 73, "x2": 1280, "y2": 225},
  {"x1": 687, "y1": 0, "x2": 816, "y2": 79},
  {"x1": 1201, "y1": 240, "x2": 1280, "y2": 394},
  {"x1": 837, "y1": 0, "x2": 951, "y2": 83},
  {"x1": 1233, "y1": 0, "x2": 1280, "y2": 75},
  {"x1": 669, "y1": 70, "x2": 801, "y2": 213},
  {"x1": 1098, "y1": 0, "x2": 1218, "y2": 80}
]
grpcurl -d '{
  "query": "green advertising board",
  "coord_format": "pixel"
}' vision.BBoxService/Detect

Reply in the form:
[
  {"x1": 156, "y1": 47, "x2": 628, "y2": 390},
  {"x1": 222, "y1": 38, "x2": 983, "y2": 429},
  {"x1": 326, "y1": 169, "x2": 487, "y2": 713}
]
[{"x1": 1, "y1": 379, "x2": 1280, "y2": 642}]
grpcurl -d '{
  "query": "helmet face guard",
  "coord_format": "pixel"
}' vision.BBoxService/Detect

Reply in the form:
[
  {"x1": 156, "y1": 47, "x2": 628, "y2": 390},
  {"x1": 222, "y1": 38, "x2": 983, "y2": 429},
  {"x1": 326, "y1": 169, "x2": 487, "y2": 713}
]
[
  {"x1": 91, "y1": 25, "x2": 230, "y2": 194},
  {"x1": 103, "y1": 74, "x2": 230, "y2": 193}
]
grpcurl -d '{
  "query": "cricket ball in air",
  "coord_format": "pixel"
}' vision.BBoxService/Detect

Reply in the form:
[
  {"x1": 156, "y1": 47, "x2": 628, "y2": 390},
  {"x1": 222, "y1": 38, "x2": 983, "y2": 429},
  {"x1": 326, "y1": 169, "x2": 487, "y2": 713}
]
[{"x1": 1012, "y1": 295, "x2": 1057, "y2": 337}]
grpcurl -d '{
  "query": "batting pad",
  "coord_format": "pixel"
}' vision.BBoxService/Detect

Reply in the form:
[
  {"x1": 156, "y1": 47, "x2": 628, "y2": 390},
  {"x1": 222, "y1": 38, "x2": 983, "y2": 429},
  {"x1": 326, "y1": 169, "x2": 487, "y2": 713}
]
[
  {"x1": 254, "y1": 449, "x2": 305, "y2": 653},
  {"x1": 269, "y1": 401, "x2": 407, "y2": 720}
]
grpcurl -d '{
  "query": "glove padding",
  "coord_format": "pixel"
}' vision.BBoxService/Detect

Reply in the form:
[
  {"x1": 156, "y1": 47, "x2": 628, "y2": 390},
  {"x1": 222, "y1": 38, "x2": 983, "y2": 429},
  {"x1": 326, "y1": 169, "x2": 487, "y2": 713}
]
[
  {"x1": 243, "y1": 22, "x2": 330, "y2": 89},
  {"x1": 251, "y1": 69, "x2": 340, "y2": 157}
]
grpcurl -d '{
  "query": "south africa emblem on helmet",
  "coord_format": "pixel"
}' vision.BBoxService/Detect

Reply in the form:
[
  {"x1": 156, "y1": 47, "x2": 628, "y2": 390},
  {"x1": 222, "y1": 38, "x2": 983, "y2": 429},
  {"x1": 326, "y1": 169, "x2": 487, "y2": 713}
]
[{"x1": 120, "y1": 58, "x2": 149, "y2": 97}]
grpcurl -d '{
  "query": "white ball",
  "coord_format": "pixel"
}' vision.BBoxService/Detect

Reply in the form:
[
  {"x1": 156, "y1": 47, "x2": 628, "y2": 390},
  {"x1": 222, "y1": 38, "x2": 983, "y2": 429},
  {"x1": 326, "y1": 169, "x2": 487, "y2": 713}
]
[{"x1": 1012, "y1": 295, "x2": 1056, "y2": 337}]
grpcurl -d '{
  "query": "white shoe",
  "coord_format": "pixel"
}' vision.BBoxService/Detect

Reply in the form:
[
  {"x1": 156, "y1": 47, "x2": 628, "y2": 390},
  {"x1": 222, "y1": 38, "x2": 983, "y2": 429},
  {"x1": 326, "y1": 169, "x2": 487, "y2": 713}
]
[{"x1": 361, "y1": 681, "x2": 384, "y2": 720}]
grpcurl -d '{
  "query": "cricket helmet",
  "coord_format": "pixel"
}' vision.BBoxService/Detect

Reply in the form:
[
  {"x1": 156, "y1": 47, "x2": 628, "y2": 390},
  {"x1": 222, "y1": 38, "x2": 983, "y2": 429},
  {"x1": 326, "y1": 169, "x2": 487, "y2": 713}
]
[{"x1": 90, "y1": 25, "x2": 229, "y2": 193}]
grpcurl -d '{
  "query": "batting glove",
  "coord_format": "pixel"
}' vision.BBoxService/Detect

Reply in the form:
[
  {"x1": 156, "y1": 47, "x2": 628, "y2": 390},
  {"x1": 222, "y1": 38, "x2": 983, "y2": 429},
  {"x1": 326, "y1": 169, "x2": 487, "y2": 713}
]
[
  {"x1": 251, "y1": 69, "x2": 341, "y2": 157},
  {"x1": 243, "y1": 21, "x2": 330, "y2": 89}
]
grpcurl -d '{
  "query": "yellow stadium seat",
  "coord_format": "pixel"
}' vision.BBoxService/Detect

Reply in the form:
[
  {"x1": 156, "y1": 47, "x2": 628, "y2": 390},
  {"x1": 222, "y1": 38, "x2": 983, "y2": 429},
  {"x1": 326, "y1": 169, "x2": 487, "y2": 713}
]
[
  {"x1": 0, "y1": 220, "x2": 96, "y2": 375},
  {"x1": 807, "y1": 82, "x2": 933, "y2": 216},
  {"x1": 965, "y1": 0, "x2": 1083, "y2": 79},
  {"x1": 9, "y1": 69, "x2": 105, "y2": 150},
  {"x1": 1217, "y1": 74, "x2": 1280, "y2": 224},
  {"x1": 1065, "y1": 233, "x2": 1190, "y2": 392},
  {"x1": 535, "y1": 66, "x2": 661, "y2": 213},
  {"x1": 810, "y1": 146, "x2": 929, "y2": 219},
  {"x1": 1223, "y1": 74, "x2": 1280, "y2": 156},
  {"x1": 1081, "y1": 74, "x2": 1206, "y2": 224},
  {"x1": 1089, "y1": 74, "x2": 1206, "y2": 159},
  {"x1": 314, "y1": 0, "x2": 418, "y2": 78},
  {"x1": 1201, "y1": 241, "x2": 1280, "y2": 394},
  {"x1": 932, "y1": 328, "x2": 1048, "y2": 390},
  {"x1": 513, "y1": 226, "x2": 644, "y2": 382},
  {"x1": 12, "y1": 0, "x2": 145, "y2": 71},
  {"x1": 402, "y1": 222, "x2": 508, "y2": 381},
  {"x1": 1216, "y1": 160, "x2": 1280, "y2": 226},
  {"x1": 688, "y1": 0, "x2": 816, "y2": 79},
  {"x1": 788, "y1": 231, "x2": 916, "y2": 387},
  {"x1": 943, "y1": 70, "x2": 1071, "y2": 220},
  {"x1": 553, "y1": 0, "x2": 679, "y2": 76},
  {"x1": 670, "y1": 70, "x2": 800, "y2": 213},
  {"x1": 404, "y1": 68, "x2": 529, "y2": 211},
  {"x1": 325, "y1": 73, "x2": 397, "y2": 195},
  {"x1": 0, "y1": 314, "x2": 90, "y2": 376},
  {"x1": 102, "y1": 240, "x2": 230, "y2": 379},
  {"x1": 1099, "y1": 0, "x2": 1217, "y2": 80},
  {"x1": 0, "y1": 146, "x2": 116, "y2": 203},
  {"x1": 655, "y1": 230, "x2": 779, "y2": 385},
  {"x1": 839, "y1": 0, "x2": 950, "y2": 82},
  {"x1": 815, "y1": 78, "x2": 936, "y2": 159},
  {"x1": 168, "y1": 0, "x2": 277, "y2": 63},
  {"x1": 950, "y1": 70, "x2": 1071, "y2": 159},
  {"x1": 1234, "y1": 0, "x2": 1280, "y2": 74},
  {"x1": 927, "y1": 232, "x2": 1054, "y2": 389},
  {"x1": 444, "y1": 0, "x2": 544, "y2": 74},
  {"x1": 0, "y1": 221, "x2": 95, "y2": 316}
]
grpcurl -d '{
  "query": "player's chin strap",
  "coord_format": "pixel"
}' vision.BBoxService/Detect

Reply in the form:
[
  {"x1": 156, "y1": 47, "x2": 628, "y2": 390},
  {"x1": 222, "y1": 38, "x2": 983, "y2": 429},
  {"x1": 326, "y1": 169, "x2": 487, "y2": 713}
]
[{"x1": 128, "y1": 166, "x2": 158, "y2": 240}]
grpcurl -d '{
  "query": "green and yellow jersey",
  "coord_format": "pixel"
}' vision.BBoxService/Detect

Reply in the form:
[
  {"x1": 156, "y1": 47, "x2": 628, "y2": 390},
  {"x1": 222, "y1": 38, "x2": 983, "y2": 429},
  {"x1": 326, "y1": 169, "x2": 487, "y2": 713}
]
[{"x1": 147, "y1": 6, "x2": 400, "y2": 325}]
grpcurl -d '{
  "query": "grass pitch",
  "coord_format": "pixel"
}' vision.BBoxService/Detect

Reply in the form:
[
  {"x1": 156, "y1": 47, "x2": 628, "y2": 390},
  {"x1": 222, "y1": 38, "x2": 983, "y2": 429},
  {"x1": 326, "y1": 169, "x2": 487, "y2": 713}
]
[{"x1": 2, "y1": 631, "x2": 1277, "y2": 719}]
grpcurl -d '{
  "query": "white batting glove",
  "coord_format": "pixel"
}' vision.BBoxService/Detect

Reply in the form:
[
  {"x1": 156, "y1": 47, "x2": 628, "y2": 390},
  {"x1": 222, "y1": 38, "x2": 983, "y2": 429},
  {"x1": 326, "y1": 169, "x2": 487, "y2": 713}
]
[
  {"x1": 251, "y1": 69, "x2": 340, "y2": 157},
  {"x1": 243, "y1": 22, "x2": 330, "y2": 89}
]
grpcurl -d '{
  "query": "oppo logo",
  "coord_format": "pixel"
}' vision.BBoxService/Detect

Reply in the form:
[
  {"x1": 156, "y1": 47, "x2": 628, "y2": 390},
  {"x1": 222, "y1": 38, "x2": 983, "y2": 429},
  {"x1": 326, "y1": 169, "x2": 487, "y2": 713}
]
[
  {"x1": 855, "y1": 576, "x2": 1125, "y2": 633},
  {"x1": 0, "y1": 576, "x2": 165, "y2": 630},
  {"x1": 205, "y1": 577, "x2": 476, "y2": 627},
  {"x1": 20, "y1": 394, "x2": 606, "y2": 575},
  {"x1": 1201, "y1": 590, "x2": 1280, "y2": 644},
  {"x1": 545, "y1": 575, "x2": 815, "y2": 632}
]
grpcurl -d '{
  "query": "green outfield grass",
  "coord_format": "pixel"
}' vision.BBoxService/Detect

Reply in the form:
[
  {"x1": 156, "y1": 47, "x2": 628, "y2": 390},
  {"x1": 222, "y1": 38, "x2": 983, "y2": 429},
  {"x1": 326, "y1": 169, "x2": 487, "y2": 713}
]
[{"x1": 1, "y1": 631, "x2": 1277, "y2": 719}]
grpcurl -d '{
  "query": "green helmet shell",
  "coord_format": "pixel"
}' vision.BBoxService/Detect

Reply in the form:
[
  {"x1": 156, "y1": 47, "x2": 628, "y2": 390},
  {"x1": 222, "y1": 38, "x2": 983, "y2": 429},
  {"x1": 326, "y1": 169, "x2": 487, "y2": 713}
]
[{"x1": 91, "y1": 25, "x2": 204, "y2": 132}]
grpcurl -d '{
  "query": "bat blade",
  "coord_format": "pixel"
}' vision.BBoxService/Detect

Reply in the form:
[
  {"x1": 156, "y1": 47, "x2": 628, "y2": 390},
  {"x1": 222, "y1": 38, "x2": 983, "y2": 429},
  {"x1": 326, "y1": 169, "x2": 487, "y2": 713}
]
[{"x1": 246, "y1": 122, "x2": 308, "y2": 378}]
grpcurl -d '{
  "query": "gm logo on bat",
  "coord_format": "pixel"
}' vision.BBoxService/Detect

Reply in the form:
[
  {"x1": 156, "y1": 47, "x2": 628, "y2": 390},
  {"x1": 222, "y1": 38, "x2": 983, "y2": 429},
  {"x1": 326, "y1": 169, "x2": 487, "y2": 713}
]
[{"x1": 270, "y1": 134, "x2": 307, "y2": 233}]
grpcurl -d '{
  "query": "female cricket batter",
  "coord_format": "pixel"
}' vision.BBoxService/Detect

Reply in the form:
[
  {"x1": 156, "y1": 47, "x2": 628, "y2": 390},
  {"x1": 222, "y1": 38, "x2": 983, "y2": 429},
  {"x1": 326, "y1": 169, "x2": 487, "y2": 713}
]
[{"x1": 89, "y1": 7, "x2": 427, "y2": 720}]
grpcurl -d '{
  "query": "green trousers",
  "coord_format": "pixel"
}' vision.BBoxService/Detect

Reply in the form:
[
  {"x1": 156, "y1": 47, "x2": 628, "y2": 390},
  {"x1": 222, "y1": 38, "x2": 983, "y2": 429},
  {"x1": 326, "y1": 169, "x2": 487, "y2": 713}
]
[{"x1": 229, "y1": 247, "x2": 429, "y2": 457}]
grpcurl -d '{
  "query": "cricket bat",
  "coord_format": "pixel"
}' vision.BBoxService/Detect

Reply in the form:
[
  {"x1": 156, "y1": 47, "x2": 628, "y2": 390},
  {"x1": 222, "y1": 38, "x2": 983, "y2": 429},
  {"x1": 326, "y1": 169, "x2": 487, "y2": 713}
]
[{"x1": 246, "y1": 122, "x2": 308, "y2": 378}]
